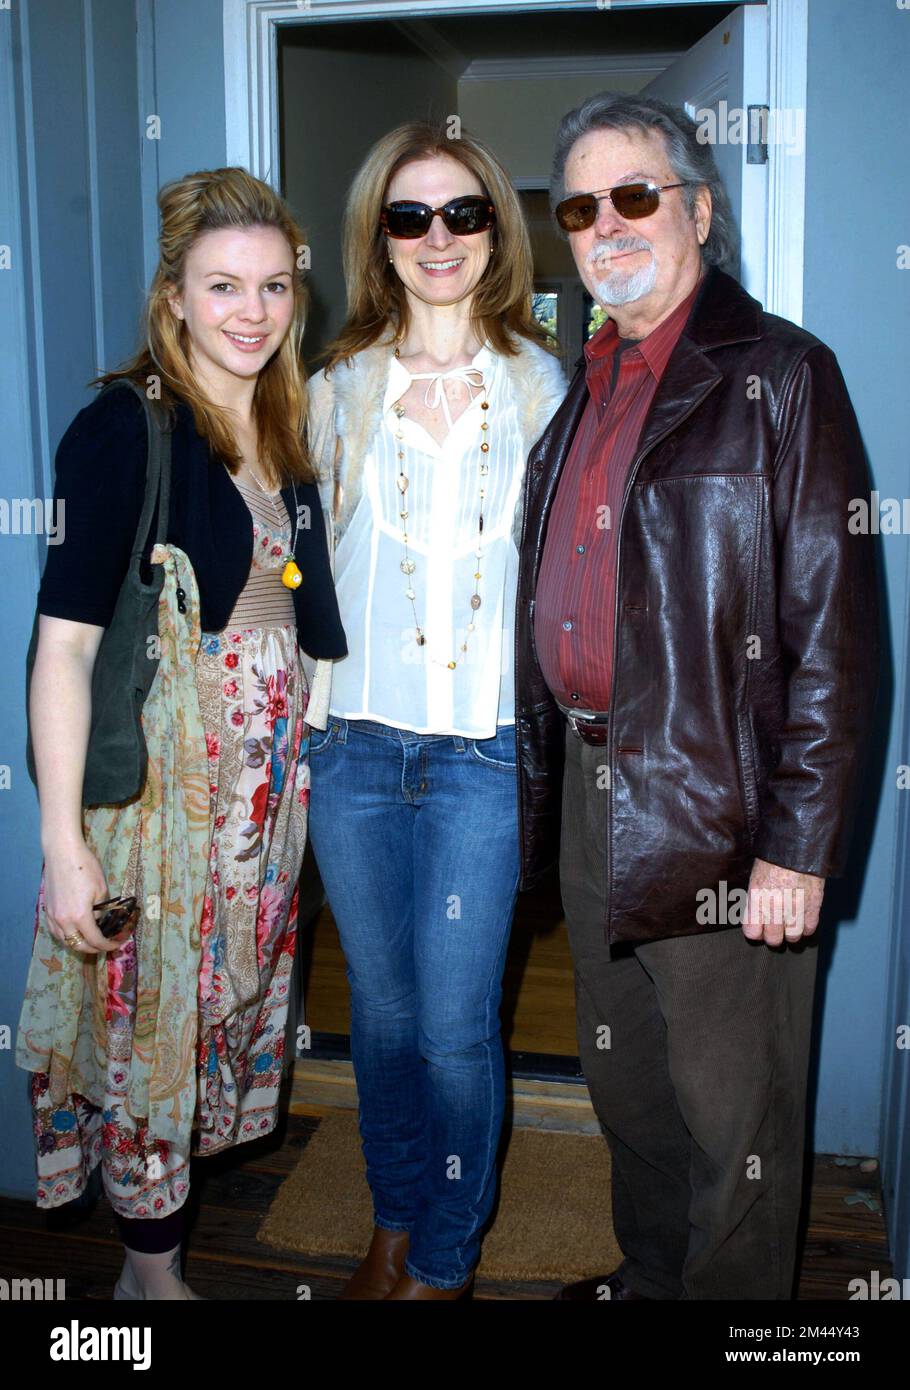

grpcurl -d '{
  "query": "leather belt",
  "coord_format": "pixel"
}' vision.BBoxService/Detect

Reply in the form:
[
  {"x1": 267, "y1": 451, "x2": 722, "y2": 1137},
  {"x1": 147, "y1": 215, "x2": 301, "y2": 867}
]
[{"x1": 556, "y1": 700, "x2": 610, "y2": 745}]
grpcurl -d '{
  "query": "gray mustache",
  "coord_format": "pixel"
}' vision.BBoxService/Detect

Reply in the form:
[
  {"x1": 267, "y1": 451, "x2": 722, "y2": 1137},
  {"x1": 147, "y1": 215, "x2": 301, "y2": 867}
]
[{"x1": 587, "y1": 237, "x2": 652, "y2": 261}]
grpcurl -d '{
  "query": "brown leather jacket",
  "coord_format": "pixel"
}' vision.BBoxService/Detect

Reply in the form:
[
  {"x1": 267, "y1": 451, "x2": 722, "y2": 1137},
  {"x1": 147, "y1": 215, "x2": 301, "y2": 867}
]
[{"x1": 514, "y1": 267, "x2": 879, "y2": 945}]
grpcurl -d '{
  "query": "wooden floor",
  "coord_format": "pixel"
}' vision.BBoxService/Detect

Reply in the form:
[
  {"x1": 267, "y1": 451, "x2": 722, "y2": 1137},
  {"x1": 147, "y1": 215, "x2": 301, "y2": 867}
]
[
  {"x1": 0, "y1": 1094, "x2": 891, "y2": 1301},
  {"x1": 301, "y1": 863, "x2": 579, "y2": 1055},
  {"x1": 6, "y1": 867, "x2": 891, "y2": 1303}
]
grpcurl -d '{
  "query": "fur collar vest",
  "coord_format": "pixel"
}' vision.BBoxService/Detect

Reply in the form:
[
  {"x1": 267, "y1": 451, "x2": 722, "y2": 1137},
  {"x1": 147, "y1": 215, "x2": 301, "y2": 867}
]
[{"x1": 307, "y1": 335, "x2": 567, "y2": 547}]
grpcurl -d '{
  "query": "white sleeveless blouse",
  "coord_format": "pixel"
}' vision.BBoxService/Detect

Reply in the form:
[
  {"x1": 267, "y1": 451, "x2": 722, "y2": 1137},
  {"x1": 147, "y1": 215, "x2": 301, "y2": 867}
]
[{"x1": 328, "y1": 344, "x2": 526, "y2": 737}]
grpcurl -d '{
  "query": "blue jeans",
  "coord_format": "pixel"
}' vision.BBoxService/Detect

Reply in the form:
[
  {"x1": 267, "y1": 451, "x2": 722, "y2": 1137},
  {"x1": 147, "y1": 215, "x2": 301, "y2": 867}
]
[{"x1": 306, "y1": 716, "x2": 520, "y2": 1288}]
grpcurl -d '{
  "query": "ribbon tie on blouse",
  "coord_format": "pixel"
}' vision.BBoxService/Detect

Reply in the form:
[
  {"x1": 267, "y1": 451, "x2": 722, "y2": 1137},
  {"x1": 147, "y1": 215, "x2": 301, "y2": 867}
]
[{"x1": 405, "y1": 365, "x2": 486, "y2": 433}]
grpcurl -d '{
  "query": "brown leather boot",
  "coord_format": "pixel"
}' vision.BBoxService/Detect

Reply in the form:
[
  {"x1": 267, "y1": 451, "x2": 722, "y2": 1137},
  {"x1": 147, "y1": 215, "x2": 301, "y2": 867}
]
[
  {"x1": 383, "y1": 1272, "x2": 474, "y2": 1300},
  {"x1": 338, "y1": 1227, "x2": 410, "y2": 1300}
]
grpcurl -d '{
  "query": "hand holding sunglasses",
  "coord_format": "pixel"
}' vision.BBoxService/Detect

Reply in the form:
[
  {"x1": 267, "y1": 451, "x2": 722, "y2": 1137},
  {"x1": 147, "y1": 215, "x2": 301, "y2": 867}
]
[
  {"x1": 380, "y1": 195, "x2": 496, "y2": 240},
  {"x1": 555, "y1": 180, "x2": 690, "y2": 232},
  {"x1": 92, "y1": 894, "x2": 140, "y2": 944},
  {"x1": 59, "y1": 893, "x2": 138, "y2": 953}
]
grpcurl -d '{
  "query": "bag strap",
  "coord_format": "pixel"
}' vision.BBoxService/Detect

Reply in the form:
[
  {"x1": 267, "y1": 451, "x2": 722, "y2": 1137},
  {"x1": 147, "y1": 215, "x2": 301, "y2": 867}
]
[{"x1": 98, "y1": 378, "x2": 172, "y2": 562}]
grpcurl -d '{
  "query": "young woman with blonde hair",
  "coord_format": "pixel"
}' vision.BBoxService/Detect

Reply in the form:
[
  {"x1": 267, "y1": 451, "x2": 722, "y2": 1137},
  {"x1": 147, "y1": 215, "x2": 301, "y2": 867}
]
[
  {"x1": 306, "y1": 121, "x2": 566, "y2": 1300},
  {"x1": 17, "y1": 167, "x2": 345, "y2": 1298}
]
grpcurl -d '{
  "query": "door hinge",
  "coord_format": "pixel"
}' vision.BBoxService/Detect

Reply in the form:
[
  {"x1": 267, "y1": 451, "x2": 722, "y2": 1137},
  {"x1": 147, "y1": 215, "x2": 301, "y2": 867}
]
[{"x1": 747, "y1": 105, "x2": 770, "y2": 164}]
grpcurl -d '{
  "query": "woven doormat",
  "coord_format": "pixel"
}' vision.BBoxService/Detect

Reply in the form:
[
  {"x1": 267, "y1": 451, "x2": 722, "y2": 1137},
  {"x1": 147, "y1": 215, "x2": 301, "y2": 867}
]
[{"x1": 258, "y1": 1110, "x2": 620, "y2": 1282}]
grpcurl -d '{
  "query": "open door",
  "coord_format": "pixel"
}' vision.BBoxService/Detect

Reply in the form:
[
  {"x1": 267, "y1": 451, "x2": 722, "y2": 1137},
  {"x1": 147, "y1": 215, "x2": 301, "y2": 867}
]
[
  {"x1": 643, "y1": 3, "x2": 770, "y2": 303},
  {"x1": 281, "y1": 4, "x2": 776, "y2": 1087}
]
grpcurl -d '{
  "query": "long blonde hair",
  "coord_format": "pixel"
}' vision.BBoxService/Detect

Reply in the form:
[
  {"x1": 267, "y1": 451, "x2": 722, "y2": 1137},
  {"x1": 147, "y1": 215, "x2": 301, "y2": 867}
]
[
  {"x1": 323, "y1": 121, "x2": 554, "y2": 372},
  {"x1": 95, "y1": 166, "x2": 314, "y2": 485}
]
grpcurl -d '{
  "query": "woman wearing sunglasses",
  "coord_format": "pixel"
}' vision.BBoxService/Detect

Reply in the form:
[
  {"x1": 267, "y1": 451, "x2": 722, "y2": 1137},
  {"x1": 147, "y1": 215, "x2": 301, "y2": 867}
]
[
  {"x1": 305, "y1": 121, "x2": 566, "y2": 1300},
  {"x1": 17, "y1": 167, "x2": 346, "y2": 1298}
]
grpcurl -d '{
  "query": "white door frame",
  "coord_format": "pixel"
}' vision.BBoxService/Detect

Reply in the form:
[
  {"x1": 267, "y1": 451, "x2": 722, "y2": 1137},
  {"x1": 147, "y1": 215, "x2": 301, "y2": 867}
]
[{"x1": 223, "y1": 0, "x2": 807, "y2": 324}]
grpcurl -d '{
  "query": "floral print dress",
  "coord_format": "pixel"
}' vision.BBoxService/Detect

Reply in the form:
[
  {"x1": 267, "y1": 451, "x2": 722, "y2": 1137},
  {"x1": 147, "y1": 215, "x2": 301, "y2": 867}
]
[
  {"x1": 193, "y1": 480, "x2": 309, "y2": 1163},
  {"x1": 17, "y1": 481, "x2": 310, "y2": 1219}
]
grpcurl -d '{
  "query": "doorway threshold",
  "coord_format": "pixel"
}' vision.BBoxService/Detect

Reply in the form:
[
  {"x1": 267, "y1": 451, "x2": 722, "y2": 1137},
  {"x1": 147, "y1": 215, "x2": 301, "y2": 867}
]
[
  {"x1": 307, "y1": 1031, "x2": 584, "y2": 1080},
  {"x1": 294, "y1": 1034, "x2": 598, "y2": 1134}
]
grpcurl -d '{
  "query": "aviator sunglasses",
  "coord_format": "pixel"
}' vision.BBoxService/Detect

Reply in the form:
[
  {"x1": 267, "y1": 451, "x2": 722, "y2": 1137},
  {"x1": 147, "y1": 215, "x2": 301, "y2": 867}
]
[
  {"x1": 555, "y1": 181, "x2": 690, "y2": 232},
  {"x1": 380, "y1": 195, "x2": 496, "y2": 240}
]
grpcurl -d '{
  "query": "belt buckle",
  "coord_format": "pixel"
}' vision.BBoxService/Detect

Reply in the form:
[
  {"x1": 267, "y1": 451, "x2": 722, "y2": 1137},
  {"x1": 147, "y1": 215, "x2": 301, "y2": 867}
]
[
  {"x1": 567, "y1": 713, "x2": 587, "y2": 740},
  {"x1": 561, "y1": 703, "x2": 609, "y2": 743}
]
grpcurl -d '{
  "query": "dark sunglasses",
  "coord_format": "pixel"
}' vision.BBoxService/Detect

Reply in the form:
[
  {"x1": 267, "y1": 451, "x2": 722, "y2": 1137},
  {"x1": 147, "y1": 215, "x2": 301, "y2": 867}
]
[
  {"x1": 555, "y1": 181, "x2": 689, "y2": 232},
  {"x1": 380, "y1": 196, "x2": 496, "y2": 240},
  {"x1": 93, "y1": 894, "x2": 140, "y2": 943}
]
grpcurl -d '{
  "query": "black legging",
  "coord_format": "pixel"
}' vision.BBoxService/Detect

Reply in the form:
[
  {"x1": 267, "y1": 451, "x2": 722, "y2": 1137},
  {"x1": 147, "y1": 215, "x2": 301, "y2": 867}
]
[{"x1": 117, "y1": 1206, "x2": 186, "y2": 1253}]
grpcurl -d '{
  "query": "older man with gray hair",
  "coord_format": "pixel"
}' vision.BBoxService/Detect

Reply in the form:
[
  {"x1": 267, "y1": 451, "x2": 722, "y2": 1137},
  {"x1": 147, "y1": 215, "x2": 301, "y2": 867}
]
[{"x1": 514, "y1": 92, "x2": 878, "y2": 1300}]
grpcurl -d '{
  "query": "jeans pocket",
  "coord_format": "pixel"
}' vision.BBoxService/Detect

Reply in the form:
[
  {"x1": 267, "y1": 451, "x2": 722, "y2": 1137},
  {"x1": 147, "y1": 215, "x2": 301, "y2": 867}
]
[
  {"x1": 306, "y1": 720, "x2": 340, "y2": 755},
  {"x1": 468, "y1": 724, "x2": 517, "y2": 770}
]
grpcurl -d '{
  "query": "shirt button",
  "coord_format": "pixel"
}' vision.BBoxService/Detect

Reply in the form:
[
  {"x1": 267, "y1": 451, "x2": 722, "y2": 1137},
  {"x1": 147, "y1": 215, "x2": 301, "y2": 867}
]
[
  {"x1": 562, "y1": 620, "x2": 573, "y2": 631},
  {"x1": 576, "y1": 544, "x2": 586, "y2": 555}
]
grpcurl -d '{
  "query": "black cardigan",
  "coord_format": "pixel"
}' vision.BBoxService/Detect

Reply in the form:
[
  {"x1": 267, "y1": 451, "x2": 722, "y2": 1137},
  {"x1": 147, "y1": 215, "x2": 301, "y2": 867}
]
[{"x1": 37, "y1": 386, "x2": 347, "y2": 659}]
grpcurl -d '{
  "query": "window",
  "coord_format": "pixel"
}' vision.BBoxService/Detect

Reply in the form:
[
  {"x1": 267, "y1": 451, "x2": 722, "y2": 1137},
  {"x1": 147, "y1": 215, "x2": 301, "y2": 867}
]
[
  {"x1": 531, "y1": 289, "x2": 558, "y2": 340},
  {"x1": 583, "y1": 293, "x2": 609, "y2": 341}
]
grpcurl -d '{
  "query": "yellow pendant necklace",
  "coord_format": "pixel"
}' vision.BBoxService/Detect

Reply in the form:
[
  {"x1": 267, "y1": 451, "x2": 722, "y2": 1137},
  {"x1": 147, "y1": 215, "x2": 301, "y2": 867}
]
[{"x1": 243, "y1": 463, "x2": 303, "y2": 590}]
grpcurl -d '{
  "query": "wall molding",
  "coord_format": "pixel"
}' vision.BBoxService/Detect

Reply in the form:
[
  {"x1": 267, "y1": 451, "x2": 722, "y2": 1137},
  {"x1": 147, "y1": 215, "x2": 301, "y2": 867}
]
[
  {"x1": 136, "y1": 0, "x2": 161, "y2": 290},
  {"x1": 8, "y1": 0, "x2": 49, "y2": 499},
  {"x1": 460, "y1": 52, "x2": 684, "y2": 82},
  {"x1": 765, "y1": 0, "x2": 807, "y2": 325},
  {"x1": 394, "y1": 17, "x2": 469, "y2": 79},
  {"x1": 83, "y1": 0, "x2": 106, "y2": 382},
  {"x1": 223, "y1": 0, "x2": 808, "y2": 333}
]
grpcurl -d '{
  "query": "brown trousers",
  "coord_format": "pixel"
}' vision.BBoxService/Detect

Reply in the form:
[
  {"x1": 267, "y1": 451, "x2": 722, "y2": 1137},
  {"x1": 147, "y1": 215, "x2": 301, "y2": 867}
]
[{"x1": 559, "y1": 726, "x2": 819, "y2": 1300}]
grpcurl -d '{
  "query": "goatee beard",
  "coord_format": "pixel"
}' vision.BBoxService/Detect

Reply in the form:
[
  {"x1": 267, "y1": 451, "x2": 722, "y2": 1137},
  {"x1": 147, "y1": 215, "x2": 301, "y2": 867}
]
[{"x1": 587, "y1": 239, "x2": 657, "y2": 306}]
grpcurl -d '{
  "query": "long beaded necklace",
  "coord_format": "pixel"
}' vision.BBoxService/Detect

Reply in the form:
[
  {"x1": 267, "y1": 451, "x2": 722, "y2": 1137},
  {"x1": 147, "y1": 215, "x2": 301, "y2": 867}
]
[{"x1": 392, "y1": 345, "x2": 490, "y2": 670}]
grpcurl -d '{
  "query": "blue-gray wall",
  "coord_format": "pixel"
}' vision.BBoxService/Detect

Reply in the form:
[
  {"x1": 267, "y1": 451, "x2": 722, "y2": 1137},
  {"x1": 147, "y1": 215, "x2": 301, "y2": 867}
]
[
  {"x1": 138, "y1": 0, "x2": 227, "y2": 284},
  {"x1": 802, "y1": 0, "x2": 910, "y2": 1287},
  {"x1": 0, "y1": 0, "x2": 226, "y2": 1205}
]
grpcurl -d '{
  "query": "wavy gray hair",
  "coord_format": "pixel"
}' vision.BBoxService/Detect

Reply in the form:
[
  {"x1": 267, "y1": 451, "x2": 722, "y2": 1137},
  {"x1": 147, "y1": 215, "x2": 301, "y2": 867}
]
[{"x1": 550, "y1": 91, "x2": 739, "y2": 271}]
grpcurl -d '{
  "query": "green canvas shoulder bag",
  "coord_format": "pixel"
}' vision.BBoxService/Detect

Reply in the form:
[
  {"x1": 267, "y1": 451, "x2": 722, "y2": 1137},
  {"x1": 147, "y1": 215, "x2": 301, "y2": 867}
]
[{"x1": 24, "y1": 377, "x2": 173, "y2": 807}]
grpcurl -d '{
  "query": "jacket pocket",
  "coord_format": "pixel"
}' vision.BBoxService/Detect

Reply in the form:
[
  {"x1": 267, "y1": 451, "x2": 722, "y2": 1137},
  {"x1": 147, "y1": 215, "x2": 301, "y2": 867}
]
[{"x1": 735, "y1": 709, "x2": 760, "y2": 842}]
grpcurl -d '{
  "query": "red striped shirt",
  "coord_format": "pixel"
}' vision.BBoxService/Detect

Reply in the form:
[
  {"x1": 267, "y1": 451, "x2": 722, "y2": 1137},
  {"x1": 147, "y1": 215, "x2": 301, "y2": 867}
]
[{"x1": 535, "y1": 281, "x2": 700, "y2": 710}]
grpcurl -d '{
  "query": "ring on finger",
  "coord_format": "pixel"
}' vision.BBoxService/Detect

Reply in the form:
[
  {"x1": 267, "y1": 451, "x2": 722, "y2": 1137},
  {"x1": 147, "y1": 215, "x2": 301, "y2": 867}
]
[{"x1": 63, "y1": 932, "x2": 84, "y2": 948}]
